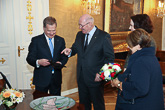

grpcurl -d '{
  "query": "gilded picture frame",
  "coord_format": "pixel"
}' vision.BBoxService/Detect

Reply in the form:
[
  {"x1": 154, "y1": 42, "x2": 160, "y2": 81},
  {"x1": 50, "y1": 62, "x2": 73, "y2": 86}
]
[{"x1": 104, "y1": 0, "x2": 144, "y2": 35}]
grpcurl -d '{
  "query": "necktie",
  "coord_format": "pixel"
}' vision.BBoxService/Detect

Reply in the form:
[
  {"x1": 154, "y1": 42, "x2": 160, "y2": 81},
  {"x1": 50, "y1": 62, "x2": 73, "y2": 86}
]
[
  {"x1": 84, "y1": 34, "x2": 89, "y2": 51},
  {"x1": 49, "y1": 38, "x2": 54, "y2": 57}
]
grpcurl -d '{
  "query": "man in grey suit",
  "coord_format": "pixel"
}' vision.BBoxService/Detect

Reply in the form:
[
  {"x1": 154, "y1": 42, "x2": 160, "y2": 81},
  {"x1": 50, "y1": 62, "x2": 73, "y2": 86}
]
[
  {"x1": 26, "y1": 16, "x2": 68, "y2": 96},
  {"x1": 62, "y1": 14, "x2": 114, "y2": 110}
]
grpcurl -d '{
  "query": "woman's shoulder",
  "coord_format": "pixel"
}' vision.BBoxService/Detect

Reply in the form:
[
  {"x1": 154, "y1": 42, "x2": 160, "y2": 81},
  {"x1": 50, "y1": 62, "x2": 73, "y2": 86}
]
[{"x1": 150, "y1": 36, "x2": 156, "y2": 48}]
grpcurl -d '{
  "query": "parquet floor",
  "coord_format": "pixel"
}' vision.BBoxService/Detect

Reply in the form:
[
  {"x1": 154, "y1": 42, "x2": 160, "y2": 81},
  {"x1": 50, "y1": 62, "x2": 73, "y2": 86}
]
[
  {"x1": 65, "y1": 84, "x2": 118, "y2": 110},
  {"x1": 66, "y1": 84, "x2": 165, "y2": 110}
]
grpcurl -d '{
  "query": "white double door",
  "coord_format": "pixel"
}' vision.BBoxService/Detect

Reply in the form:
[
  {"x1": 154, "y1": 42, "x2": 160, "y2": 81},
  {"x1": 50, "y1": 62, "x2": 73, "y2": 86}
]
[{"x1": 0, "y1": 0, "x2": 49, "y2": 89}]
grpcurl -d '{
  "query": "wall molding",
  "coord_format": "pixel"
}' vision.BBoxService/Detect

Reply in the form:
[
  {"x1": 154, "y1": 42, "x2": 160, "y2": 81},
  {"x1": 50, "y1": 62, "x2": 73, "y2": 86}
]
[{"x1": 61, "y1": 88, "x2": 78, "y2": 96}]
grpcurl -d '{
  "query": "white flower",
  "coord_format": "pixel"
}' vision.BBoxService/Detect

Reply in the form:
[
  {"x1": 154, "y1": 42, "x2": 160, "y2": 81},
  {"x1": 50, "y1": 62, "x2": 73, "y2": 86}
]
[
  {"x1": 10, "y1": 93, "x2": 16, "y2": 99},
  {"x1": 112, "y1": 65, "x2": 121, "y2": 72},
  {"x1": 22, "y1": 92, "x2": 25, "y2": 98},
  {"x1": 102, "y1": 64, "x2": 109, "y2": 71},
  {"x1": 16, "y1": 97, "x2": 23, "y2": 103},
  {"x1": 7, "y1": 88, "x2": 15, "y2": 93},
  {"x1": 11, "y1": 97, "x2": 17, "y2": 103},
  {"x1": 104, "y1": 70, "x2": 110, "y2": 77}
]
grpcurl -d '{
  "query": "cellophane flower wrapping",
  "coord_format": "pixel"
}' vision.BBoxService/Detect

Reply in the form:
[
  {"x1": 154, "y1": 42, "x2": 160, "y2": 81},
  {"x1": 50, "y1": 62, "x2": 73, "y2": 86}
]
[{"x1": 99, "y1": 63, "x2": 122, "y2": 81}]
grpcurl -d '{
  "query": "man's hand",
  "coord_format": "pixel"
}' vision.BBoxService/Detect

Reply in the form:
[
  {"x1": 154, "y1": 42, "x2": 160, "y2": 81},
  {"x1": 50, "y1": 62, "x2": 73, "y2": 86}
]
[
  {"x1": 38, "y1": 59, "x2": 50, "y2": 66},
  {"x1": 56, "y1": 61, "x2": 62, "y2": 65},
  {"x1": 95, "y1": 73, "x2": 102, "y2": 82},
  {"x1": 61, "y1": 48, "x2": 71, "y2": 56}
]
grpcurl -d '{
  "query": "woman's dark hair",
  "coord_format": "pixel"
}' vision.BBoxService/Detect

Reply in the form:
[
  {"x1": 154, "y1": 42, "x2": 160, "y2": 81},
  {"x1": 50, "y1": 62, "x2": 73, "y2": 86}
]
[
  {"x1": 130, "y1": 14, "x2": 153, "y2": 33},
  {"x1": 126, "y1": 28, "x2": 151, "y2": 48},
  {"x1": 43, "y1": 16, "x2": 57, "y2": 28}
]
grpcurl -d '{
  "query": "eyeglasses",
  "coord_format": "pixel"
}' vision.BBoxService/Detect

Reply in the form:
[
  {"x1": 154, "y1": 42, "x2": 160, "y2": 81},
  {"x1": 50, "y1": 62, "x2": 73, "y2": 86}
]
[{"x1": 79, "y1": 22, "x2": 90, "y2": 28}]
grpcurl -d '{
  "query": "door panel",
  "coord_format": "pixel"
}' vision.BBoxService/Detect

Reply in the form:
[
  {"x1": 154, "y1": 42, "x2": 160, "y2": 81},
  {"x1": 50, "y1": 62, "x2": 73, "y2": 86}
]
[
  {"x1": 13, "y1": 0, "x2": 49, "y2": 89},
  {"x1": 0, "y1": 0, "x2": 17, "y2": 88},
  {"x1": 0, "y1": 0, "x2": 49, "y2": 89}
]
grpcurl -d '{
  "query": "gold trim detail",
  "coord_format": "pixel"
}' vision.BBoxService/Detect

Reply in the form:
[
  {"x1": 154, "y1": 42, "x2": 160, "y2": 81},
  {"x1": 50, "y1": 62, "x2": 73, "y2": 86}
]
[
  {"x1": 18, "y1": 46, "x2": 25, "y2": 57},
  {"x1": 30, "y1": 77, "x2": 35, "y2": 89},
  {"x1": 26, "y1": 0, "x2": 34, "y2": 35},
  {"x1": 114, "y1": 42, "x2": 129, "y2": 53},
  {"x1": 0, "y1": 58, "x2": 6, "y2": 64}
]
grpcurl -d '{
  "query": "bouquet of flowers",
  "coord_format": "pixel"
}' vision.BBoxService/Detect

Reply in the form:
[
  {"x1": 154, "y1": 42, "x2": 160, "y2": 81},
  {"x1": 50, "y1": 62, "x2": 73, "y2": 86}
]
[
  {"x1": 0, "y1": 88, "x2": 25, "y2": 108},
  {"x1": 99, "y1": 63, "x2": 122, "y2": 81}
]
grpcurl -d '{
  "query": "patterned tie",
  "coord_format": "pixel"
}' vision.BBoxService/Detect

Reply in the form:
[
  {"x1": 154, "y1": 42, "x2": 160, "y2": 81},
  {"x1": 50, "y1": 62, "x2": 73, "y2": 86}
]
[
  {"x1": 84, "y1": 34, "x2": 89, "y2": 51},
  {"x1": 49, "y1": 38, "x2": 54, "y2": 57}
]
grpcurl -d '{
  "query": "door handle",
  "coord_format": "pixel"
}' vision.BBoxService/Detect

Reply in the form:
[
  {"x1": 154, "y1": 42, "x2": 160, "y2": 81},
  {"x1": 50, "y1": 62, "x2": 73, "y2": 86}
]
[
  {"x1": 18, "y1": 46, "x2": 25, "y2": 57},
  {"x1": 0, "y1": 58, "x2": 6, "y2": 64}
]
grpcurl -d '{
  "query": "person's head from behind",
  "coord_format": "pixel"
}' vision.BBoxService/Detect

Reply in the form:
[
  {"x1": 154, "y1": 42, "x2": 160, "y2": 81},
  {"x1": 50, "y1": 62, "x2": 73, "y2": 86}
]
[
  {"x1": 126, "y1": 28, "x2": 151, "y2": 54},
  {"x1": 43, "y1": 16, "x2": 57, "y2": 38},
  {"x1": 79, "y1": 14, "x2": 95, "y2": 34},
  {"x1": 129, "y1": 14, "x2": 153, "y2": 33}
]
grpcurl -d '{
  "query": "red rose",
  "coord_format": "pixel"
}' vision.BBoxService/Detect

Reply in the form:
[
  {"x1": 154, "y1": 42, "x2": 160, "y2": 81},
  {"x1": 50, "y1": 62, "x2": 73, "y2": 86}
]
[
  {"x1": 108, "y1": 67, "x2": 112, "y2": 69},
  {"x1": 113, "y1": 63, "x2": 120, "y2": 67},
  {"x1": 100, "y1": 72, "x2": 105, "y2": 79},
  {"x1": 111, "y1": 72, "x2": 115, "y2": 78}
]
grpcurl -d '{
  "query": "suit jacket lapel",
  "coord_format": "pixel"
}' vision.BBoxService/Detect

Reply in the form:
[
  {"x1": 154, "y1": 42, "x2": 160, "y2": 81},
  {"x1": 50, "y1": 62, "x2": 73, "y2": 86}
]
[
  {"x1": 53, "y1": 35, "x2": 60, "y2": 59},
  {"x1": 84, "y1": 28, "x2": 99, "y2": 54},
  {"x1": 81, "y1": 34, "x2": 85, "y2": 52},
  {"x1": 42, "y1": 34, "x2": 53, "y2": 59}
]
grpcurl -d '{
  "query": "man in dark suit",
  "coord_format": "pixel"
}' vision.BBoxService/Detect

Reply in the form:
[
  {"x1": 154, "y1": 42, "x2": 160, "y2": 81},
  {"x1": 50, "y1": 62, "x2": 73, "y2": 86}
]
[
  {"x1": 26, "y1": 16, "x2": 68, "y2": 95},
  {"x1": 61, "y1": 14, "x2": 114, "y2": 110}
]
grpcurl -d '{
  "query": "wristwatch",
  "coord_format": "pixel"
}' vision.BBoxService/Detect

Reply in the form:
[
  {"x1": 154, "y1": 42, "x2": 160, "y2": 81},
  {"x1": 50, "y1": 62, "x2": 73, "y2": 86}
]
[
  {"x1": 118, "y1": 82, "x2": 123, "y2": 91},
  {"x1": 117, "y1": 82, "x2": 120, "y2": 88}
]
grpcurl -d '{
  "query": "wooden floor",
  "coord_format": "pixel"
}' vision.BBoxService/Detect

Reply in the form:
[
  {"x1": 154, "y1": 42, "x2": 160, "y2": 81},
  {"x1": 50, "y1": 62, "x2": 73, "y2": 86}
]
[
  {"x1": 65, "y1": 84, "x2": 118, "y2": 110},
  {"x1": 66, "y1": 84, "x2": 165, "y2": 110}
]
